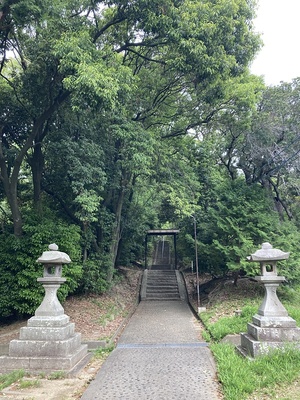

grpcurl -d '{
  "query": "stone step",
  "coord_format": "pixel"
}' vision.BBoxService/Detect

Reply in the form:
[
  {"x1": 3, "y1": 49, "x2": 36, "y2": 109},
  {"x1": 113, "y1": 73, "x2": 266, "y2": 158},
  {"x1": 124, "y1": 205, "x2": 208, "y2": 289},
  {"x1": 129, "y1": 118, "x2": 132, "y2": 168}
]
[
  {"x1": 145, "y1": 295, "x2": 181, "y2": 301},
  {"x1": 148, "y1": 277, "x2": 176, "y2": 279},
  {"x1": 146, "y1": 288, "x2": 178, "y2": 293},
  {"x1": 145, "y1": 291, "x2": 180, "y2": 297},
  {"x1": 146, "y1": 288, "x2": 179, "y2": 294},
  {"x1": 147, "y1": 280, "x2": 176, "y2": 283},
  {"x1": 147, "y1": 274, "x2": 177, "y2": 278},
  {"x1": 147, "y1": 278, "x2": 177, "y2": 282},
  {"x1": 146, "y1": 283, "x2": 178, "y2": 288},
  {"x1": 143, "y1": 270, "x2": 181, "y2": 301},
  {"x1": 147, "y1": 273, "x2": 177, "y2": 277},
  {"x1": 148, "y1": 271, "x2": 175, "y2": 275},
  {"x1": 147, "y1": 285, "x2": 179, "y2": 291},
  {"x1": 151, "y1": 265, "x2": 173, "y2": 270}
]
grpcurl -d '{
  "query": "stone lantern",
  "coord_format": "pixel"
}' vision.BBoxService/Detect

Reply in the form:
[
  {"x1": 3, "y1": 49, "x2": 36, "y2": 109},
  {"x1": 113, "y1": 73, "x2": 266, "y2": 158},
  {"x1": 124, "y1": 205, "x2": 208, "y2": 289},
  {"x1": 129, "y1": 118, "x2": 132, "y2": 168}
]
[
  {"x1": 0, "y1": 244, "x2": 88, "y2": 374},
  {"x1": 35, "y1": 243, "x2": 70, "y2": 317},
  {"x1": 238, "y1": 242, "x2": 300, "y2": 357}
]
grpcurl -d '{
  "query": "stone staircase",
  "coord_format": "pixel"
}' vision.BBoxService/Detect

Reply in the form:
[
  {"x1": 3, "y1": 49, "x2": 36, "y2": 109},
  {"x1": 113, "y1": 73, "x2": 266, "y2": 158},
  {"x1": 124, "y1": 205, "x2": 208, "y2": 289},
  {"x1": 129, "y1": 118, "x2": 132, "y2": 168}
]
[
  {"x1": 151, "y1": 264, "x2": 173, "y2": 270},
  {"x1": 151, "y1": 240, "x2": 173, "y2": 270},
  {"x1": 141, "y1": 270, "x2": 186, "y2": 301}
]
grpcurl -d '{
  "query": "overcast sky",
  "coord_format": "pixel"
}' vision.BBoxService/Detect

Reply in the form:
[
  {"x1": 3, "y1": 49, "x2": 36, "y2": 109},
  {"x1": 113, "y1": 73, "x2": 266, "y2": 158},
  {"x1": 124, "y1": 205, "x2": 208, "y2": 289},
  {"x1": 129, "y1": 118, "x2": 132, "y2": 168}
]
[{"x1": 250, "y1": 0, "x2": 300, "y2": 86}]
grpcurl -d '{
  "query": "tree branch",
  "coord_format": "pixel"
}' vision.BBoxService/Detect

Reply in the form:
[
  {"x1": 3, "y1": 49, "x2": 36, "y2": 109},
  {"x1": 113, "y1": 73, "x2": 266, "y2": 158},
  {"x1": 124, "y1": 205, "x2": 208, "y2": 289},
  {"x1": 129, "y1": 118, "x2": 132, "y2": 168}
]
[
  {"x1": 161, "y1": 110, "x2": 218, "y2": 139},
  {"x1": 116, "y1": 39, "x2": 168, "y2": 53},
  {"x1": 93, "y1": 5, "x2": 127, "y2": 43},
  {"x1": 124, "y1": 47, "x2": 166, "y2": 64},
  {"x1": 11, "y1": 90, "x2": 70, "y2": 185},
  {"x1": 42, "y1": 185, "x2": 81, "y2": 225},
  {"x1": 268, "y1": 177, "x2": 293, "y2": 220}
]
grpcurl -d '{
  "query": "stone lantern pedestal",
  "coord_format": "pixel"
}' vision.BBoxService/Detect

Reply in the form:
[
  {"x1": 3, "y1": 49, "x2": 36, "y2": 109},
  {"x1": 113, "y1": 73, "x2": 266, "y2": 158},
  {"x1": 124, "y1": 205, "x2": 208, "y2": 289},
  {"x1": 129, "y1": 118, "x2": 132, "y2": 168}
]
[
  {"x1": 238, "y1": 243, "x2": 300, "y2": 357},
  {"x1": 0, "y1": 244, "x2": 88, "y2": 374}
]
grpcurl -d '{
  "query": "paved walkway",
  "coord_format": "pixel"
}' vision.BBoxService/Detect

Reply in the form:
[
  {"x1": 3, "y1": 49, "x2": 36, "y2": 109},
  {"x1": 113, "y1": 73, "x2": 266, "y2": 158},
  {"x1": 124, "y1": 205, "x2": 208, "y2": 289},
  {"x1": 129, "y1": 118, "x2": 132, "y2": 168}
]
[{"x1": 81, "y1": 301, "x2": 222, "y2": 400}]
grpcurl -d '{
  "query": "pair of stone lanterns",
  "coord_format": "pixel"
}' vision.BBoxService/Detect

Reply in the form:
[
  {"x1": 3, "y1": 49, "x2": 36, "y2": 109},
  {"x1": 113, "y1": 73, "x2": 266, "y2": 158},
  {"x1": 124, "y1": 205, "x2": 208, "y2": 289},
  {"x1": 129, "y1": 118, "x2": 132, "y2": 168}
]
[
  {"x1": 238, "y1": 242, "x2": 300, "y2": 357},
  {"x1": 0, "y1": 244, "x2": 88, "y2": 374}
]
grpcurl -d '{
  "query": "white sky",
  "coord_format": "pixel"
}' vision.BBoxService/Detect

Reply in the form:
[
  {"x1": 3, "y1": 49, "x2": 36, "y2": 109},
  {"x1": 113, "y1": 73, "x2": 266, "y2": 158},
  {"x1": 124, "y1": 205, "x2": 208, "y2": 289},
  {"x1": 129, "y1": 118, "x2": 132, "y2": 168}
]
[{"x1": 250, "y1": 0, "x2": 300, "y2": 86}]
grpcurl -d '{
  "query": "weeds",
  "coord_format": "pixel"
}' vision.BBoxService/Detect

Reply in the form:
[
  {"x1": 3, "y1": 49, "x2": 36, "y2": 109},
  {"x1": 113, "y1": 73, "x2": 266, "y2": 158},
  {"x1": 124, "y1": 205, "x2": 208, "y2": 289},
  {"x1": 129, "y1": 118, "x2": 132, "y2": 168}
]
[
  {"x1": 94, "y1": 344, "x2": 115, "y2": 359},
  {"x1": 211, "y1": 343, "x2": 300, "y2": 400},
  {"x1": 285, "y1": 305, "x2": 300, "y2": 325},
  {"x1": 48, "y1": 371, "x2": 66, "y2": 380},
  {"x1": 98, "y1": 305, "x2": 118, "y2": 326},
  {"x1": 18, "y1": 378, "x2": 41, "y2": 389},
  {"x1": 200, "y1": 303, "x2": 258, "y2": 341},
  {"x1": 92, "y1": 299, "x2": 125, "y2": 327},
  {"x1": 0, "y1": 369, "x2": 25, "y2": 390}
]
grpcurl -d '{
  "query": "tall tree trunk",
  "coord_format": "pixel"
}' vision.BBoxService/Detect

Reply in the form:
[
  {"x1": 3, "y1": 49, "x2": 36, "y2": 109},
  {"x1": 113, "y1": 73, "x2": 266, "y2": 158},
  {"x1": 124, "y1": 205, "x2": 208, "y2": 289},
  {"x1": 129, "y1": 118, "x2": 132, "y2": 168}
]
[
  {"x1": 7, "y1": 182, "x2": 23, "y2": 237},
  {"x1": 28, "y1": 123, "x2": 50, "y2": 208},
  {"x1": 107, "y1": 187, "x2": 126, "y2": 283},
  {"x1": 114, "y1": 174, "x2": 137, "y2": 266},
  {"x1": 268, "y1": 177, "x2": 292, "y2": 221},
  {"x1": 29, "y1": 140, "x2": 44, "y2": 207},
  {"x1": 0, "y1": 128, "x2": 23, "y2": 236}
]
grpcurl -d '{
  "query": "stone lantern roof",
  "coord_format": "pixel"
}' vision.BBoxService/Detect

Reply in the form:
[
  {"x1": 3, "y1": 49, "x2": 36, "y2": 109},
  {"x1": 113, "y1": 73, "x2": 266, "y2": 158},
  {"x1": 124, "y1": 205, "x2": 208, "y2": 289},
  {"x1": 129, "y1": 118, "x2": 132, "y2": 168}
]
[
  {"x1": 37, "y1": 243, "x2": 71, "y2": 264},
  {"x1": 247, "y1": 242, "x2": 289, "y2": 262}
]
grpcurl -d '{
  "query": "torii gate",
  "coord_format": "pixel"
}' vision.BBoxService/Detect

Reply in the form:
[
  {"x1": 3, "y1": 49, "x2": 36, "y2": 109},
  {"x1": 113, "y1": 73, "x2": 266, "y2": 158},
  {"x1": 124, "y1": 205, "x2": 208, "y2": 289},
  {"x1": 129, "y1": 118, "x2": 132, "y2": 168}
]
[{"x1": 145, "y1": 229, "x2": 179, "y2": 270}]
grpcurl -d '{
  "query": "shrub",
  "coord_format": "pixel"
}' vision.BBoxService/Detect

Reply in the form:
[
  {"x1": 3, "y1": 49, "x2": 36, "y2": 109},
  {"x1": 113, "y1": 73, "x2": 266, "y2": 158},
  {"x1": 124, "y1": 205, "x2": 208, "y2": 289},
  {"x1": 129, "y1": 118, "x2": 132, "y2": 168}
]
[{"x1": 78, "y1": 258, "x2": 110, "y2": 294}]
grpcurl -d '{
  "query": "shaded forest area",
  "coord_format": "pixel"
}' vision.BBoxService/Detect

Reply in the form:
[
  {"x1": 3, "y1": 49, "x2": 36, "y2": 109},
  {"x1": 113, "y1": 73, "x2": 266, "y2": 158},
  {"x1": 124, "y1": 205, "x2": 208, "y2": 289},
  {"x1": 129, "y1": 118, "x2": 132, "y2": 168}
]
[{"x1": 1, "y1": 0, "x2": 300, "y2": 318}]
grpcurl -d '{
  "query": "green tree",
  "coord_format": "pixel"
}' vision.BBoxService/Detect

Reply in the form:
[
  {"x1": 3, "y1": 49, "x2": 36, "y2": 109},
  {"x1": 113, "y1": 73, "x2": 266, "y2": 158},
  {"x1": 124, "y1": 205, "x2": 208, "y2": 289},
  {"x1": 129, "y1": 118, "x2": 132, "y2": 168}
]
[
  {"x1": 240, "y1": 80, "x2": 300, "y2": 222},
  {"x1": 211, "y1": 78, "x2": 300, "y2": 223},
  {"x1": 0, "y1": 0, "x2": 260, "y2": 237},
  {"x1": 0, "y1": 0, "x2": 264, "y2": 307},
  {"x1": 199, "y1": 175, "x2": 278, "y2": 276}
]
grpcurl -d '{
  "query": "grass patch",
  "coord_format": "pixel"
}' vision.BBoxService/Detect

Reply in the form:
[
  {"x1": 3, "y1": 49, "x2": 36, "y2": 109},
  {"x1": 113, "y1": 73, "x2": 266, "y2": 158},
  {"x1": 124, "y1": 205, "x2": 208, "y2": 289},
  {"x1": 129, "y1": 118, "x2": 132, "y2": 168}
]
[
  {"x1": 211, "y1": 343, "x2": 300, "y2": 400},
  {"x1": 48, "y1": 371, "x2": 66, "y2": 380},
  {"x1": 92, "y1": 299, "x2": 124, "y2": 327},
  {"x1": 0, "y1": 369, "x2": 25, "y2": 390},
  {"x1": 18, "y1": 378, "x2": 41, "y2": 389},
  {"x1": 200, "y1": 304, "x2": 258, "y2": 341},
  {"x1": 279, "y1": 285, "x2": 300, "y2": 306},
  {"x1": 285, "y1": 305, "x2": 300, "y2": 325},
  {"x1": 247, "y1": 380, "x2": 300, "y2": 400},
  {"x1": 94, "y1": 344, "x2": 115, "y2": 359}
]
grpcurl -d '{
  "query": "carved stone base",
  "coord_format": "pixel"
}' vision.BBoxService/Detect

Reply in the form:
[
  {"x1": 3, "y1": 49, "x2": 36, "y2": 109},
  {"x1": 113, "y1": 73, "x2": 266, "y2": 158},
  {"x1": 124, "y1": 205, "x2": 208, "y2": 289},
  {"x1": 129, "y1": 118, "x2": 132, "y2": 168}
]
[
  {"x1": 0, "y1": 314, "x2": 88, "y2": 374},
  {"x1": 252, "y1": 314, "x2": 297, "y2": 328},
  {"x1": 238, "y1": 332, "x2": 300, "y2": 358}
]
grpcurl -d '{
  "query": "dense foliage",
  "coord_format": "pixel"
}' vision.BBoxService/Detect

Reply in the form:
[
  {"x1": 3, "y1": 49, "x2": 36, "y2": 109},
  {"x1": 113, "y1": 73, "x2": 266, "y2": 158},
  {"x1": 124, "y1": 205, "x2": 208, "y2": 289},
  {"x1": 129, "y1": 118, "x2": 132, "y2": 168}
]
[
  {"x1": 0, "y1": 209, "x2": 82, "y2": 316},
  {"x1": 0, "y1": 0, "x2": 300, "y2": 317}
]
